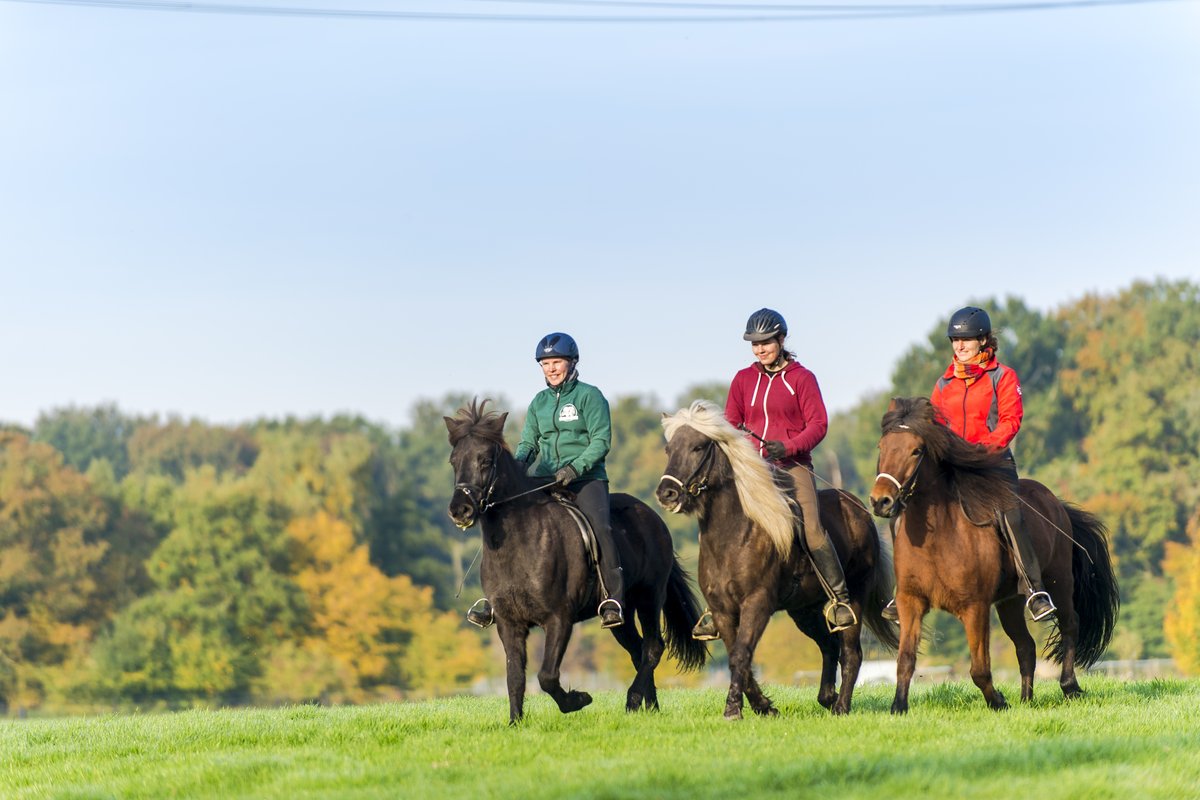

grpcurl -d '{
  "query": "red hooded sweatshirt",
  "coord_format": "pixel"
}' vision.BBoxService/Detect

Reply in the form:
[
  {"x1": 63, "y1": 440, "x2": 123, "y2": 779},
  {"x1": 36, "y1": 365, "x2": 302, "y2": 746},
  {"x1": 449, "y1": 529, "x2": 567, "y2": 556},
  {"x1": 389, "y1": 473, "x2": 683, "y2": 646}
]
[
  {"x1": 725, "y1": 360, "x2": 828, "y2": 469},
  {"x1": 930, "y1": 355, "x2": 1023, "y2": 450}
]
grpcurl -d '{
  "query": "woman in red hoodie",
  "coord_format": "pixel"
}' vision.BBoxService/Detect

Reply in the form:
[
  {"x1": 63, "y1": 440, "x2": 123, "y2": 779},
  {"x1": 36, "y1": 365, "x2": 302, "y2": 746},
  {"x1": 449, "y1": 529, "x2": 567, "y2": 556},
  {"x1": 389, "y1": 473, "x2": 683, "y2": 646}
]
[{"x1": 691, "y1": 308, "x2": 856, "y2": 640}]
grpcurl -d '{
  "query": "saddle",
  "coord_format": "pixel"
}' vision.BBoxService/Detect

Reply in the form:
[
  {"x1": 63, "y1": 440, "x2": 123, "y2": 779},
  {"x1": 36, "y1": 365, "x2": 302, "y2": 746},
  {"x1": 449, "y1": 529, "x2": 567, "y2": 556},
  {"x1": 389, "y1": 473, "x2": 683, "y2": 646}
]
[{"x1": 548, "y1": 492, "x2": 612, "y2": 600}]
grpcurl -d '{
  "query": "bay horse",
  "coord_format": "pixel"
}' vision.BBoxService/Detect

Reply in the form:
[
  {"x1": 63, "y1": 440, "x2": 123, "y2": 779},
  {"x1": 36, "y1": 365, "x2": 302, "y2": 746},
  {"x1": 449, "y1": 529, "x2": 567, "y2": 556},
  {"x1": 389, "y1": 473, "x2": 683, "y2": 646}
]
[
  {"x1": 445, "y1": 399, "x2": 707, "y2": 724},
  {"x1": 869, "y1": 397, "x2": 1119, "y2": 714},
  {"x1": 655, "y1": 401, "x2": 897, "y2": 719}
]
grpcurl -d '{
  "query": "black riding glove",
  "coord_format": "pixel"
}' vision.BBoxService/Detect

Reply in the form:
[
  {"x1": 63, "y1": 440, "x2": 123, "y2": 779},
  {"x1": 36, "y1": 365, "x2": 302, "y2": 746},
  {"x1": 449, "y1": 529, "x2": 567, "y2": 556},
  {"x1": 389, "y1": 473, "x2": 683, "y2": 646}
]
[
  {"x1": 764, "y1": 440, "x2": 787, "y2": 460},
  {"x1": 554, "y1": 465, "x2": 579, "y2": 486}
]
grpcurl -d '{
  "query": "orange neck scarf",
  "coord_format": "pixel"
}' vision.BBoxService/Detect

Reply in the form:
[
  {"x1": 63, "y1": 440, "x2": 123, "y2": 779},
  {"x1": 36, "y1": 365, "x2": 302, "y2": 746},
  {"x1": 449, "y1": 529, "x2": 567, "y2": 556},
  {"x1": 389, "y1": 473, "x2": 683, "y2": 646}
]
[{"x1": 953, "y1": 348, "x2": 994, "y2": 386}]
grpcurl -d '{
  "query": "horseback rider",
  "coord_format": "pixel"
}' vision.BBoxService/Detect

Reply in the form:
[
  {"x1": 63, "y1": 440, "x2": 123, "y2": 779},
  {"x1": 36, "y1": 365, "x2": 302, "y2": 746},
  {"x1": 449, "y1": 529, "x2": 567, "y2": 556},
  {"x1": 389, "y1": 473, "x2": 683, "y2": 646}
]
[
  {"x1": 466, "y1": 332, "x2": 625, "y2": 630},
  {"x1": 691, "y1": 308, "x2": 858, "y2": 640},
  {"x1": 881, "y1": 306, "x2": 1056, "y2": 623}
]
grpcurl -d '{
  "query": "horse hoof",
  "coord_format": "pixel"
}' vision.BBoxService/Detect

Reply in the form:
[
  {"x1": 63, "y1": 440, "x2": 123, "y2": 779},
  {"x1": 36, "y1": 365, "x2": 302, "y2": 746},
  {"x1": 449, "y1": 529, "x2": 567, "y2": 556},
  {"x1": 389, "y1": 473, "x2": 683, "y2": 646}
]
[
  {"x1": 626, "y1": 692, "x2": 643, "y2": 712},
  {"x1": 890, "y1": 702, "x2": 908, "y2": 715},
  {"x1": 831, "y1": 703, "x2": 850, "y2": 716},
  {"x1": 571, "y1": 691, "x2": 593, "y2": 712},
  {"x1": 989, "y1": 692, "x2": 1008, "y2": 711},
  {"x1": 817, "y1": 692, "x2": 836, "y2": 710},
  {"x1": 752, "y1": 705, "x2": 778, "y2": 718},
  {"x1": 724, "y1": 708, "x2": 743, "y2": 721}
]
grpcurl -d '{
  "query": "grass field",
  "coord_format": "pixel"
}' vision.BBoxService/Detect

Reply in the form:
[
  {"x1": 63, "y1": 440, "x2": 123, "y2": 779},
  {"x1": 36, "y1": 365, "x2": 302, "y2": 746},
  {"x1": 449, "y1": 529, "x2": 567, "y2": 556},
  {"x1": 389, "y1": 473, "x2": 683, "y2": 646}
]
[{"x1": 3, "y1": 677, "x2": 1198, "y2": 799}]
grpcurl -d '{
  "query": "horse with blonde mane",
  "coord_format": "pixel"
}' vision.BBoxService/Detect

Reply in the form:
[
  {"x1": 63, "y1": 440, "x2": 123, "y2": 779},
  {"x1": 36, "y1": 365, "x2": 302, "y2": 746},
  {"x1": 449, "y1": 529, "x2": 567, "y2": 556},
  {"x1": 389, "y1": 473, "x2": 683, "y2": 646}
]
[{"x1": 656, "y1": 400, "x2": 897, "y2": 719}]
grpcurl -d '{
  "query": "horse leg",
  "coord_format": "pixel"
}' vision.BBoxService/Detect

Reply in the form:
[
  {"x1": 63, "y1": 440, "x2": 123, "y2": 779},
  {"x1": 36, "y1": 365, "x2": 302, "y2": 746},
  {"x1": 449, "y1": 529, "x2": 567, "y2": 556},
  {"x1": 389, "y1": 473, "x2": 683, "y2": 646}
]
[
  {"x1": 962, "y1": 602, "x2": 1006, "y2": 710},
  {"x1": 536, "y1": 615, "x2": 592, "y2": 714},
  {"x1": 996, "y1": 596, "x2": 1037, "y2": 702},
  {"x1": 723, "y1": 597, "x2": 776, "y2": 720},
  {"x1": 832, "y1": 615, "x2": 865, "y2": 715},
  {"x1": 1056, "y1": 597, "x2": 1084, "y2": 698},
  {"x1": 497, "y1": 619, "x2": 530, "y2": 725},
  {"x1": 635, "y1": 601, "x2": 667, "y2": 711},
  {"x1": 609, "y1": 607, "x2": 662, "y2": 713},
  {"x1": 789, "y1": 608, "x2": 839, "y2": 711},
  {"x1": 891, "y1": 596, "x2": 927, "y2": 715}
]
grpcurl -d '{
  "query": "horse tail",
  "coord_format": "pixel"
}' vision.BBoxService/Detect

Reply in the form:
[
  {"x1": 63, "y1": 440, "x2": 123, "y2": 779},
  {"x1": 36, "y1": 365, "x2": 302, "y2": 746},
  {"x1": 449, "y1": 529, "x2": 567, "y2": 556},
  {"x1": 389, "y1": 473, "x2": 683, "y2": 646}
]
[
  {"x1": 662, "y1": 557, "x2": 708, "y2": 672},
  {"x1": 1047, "y1": 504, "x2": 1120, "y2": 667},
  {"x1": 862, "y1": 529, "x2": 900, "y2": 651}
]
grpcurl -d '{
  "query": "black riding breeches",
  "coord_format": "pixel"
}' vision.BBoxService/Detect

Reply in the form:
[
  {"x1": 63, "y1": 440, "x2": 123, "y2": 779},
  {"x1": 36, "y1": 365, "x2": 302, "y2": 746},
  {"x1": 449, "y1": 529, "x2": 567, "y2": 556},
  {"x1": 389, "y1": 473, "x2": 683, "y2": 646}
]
[{"x1": 572, "y1": 479, "x2": 623, "y2": 602}]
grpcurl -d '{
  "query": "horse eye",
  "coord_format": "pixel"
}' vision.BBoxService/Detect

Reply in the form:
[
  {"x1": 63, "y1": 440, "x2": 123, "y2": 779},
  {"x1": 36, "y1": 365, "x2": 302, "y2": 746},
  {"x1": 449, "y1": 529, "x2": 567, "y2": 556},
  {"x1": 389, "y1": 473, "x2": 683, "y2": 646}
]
[
  {"x1": 693, "y1": 444, "x2": 706, "y2": 452},
  {"x1": 912, "y1": 448, "x2": 923, "y2": 457}
]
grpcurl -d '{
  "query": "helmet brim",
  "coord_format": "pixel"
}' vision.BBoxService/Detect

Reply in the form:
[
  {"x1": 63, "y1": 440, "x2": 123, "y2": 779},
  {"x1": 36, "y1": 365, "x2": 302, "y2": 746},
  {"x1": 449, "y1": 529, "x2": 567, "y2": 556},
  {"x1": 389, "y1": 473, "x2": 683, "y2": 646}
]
[{"x1": 744, "y1": 331, "x2": 782, "y2": 343}]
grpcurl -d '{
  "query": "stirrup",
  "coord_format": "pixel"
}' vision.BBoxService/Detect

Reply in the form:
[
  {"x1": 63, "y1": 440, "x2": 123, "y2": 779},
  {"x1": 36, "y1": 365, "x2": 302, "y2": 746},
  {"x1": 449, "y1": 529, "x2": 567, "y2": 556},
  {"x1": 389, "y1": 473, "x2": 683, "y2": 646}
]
[
  {"x1": 881, "y1": 598, "x2": 899, "y2": 623},
  {"x1": 1026, "y1": 591, "x2": 1056, "y2": 622},
  {"x1": 691, "y1": 609, "x2": 719, "y2": 641},
  {"x1": 823, "y1": 600, "x2": 858, "y2": 633},
  {"x1": 466, "y1": 598, "x2": 494, "y2": 628},
  {"x1": 598, "y1": 599, "x2": 624, "y2": 629}
]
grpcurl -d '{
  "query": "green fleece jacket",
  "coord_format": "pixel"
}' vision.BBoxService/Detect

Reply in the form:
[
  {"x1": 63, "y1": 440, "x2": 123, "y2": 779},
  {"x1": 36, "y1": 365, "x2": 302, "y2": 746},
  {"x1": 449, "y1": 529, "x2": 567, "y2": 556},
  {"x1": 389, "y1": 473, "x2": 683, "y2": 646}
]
[{"x1": 513, "y1": 375, "x2": 610, "y2": 481}]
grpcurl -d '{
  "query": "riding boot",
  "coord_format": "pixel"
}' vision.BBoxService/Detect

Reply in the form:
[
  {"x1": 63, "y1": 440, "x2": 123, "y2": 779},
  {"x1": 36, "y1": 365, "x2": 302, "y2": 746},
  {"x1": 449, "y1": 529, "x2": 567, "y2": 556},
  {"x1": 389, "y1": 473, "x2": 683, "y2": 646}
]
[
  {"x1": 466, "y1": 598, "x2": 494, "y2": 628},
  {"x1": 1001, "y1": 506, "x2": 1056, "y2": 621},
  {"x1": 881, "y1": 598, "x2": 899, "y2": 623},
  {"x1": 809, "y1": 537, "x2": 858, "y2": 633}
]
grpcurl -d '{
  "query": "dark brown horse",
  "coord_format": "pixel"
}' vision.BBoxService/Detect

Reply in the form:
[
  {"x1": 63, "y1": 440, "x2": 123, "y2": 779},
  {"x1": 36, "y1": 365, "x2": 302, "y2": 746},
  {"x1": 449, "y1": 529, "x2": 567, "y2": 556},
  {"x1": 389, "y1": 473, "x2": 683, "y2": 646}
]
[
  {"x1": 445, "y1": 399, "x2": 707, "y2": 724},
  {"x1": 655, "y1": 401, "x2": 897, "y2": 719},
  {"x1": 869, "y1": 397, "x2": 1119, "y2": 714}
]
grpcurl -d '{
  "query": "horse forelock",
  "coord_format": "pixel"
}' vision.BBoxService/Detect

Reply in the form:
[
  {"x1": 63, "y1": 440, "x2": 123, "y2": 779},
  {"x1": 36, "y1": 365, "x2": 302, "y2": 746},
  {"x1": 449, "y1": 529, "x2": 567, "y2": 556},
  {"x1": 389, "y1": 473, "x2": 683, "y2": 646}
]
[
  {"x1": 448, "y1": 398, "x2": 510, "y2": 451},
  {"x1": 663, "y1": 400, "x2": 794, "y2": 559}
]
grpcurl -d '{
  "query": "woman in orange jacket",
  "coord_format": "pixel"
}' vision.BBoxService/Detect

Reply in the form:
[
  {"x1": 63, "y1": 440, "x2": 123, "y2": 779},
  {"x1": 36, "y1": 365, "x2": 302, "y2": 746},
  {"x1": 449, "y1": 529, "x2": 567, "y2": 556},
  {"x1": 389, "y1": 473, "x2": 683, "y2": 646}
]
[{"x1": 883, "y1": 306, "x2": 1055, "y2": 623}]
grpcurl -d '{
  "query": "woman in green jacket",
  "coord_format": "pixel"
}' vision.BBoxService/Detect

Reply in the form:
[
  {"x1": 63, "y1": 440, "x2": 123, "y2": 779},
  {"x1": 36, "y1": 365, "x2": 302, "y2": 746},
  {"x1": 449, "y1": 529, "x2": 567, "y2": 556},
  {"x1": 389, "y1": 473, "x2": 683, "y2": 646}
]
[{"x1": 467, "y1": 332, "x2": 625, "y2": 629}]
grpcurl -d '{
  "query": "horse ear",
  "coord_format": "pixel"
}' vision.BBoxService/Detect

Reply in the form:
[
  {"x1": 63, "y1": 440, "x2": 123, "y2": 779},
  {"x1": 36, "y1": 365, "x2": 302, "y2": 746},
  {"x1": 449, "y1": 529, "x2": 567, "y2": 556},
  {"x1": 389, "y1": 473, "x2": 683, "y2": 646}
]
[
  {"x1": 887, "y1": 397, "x2": 902, "y2": 412},
  {"x1": 444, "y1": 415, "x2": 464, "y2": 445}
]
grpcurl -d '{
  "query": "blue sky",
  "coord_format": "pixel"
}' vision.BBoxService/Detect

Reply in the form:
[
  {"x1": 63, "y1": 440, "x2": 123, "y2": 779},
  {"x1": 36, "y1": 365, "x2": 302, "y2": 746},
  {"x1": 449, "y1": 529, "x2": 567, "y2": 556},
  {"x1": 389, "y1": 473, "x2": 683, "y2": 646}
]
[{"x1": 2, "y1": 0, "x2": 1197, "y2": 429}]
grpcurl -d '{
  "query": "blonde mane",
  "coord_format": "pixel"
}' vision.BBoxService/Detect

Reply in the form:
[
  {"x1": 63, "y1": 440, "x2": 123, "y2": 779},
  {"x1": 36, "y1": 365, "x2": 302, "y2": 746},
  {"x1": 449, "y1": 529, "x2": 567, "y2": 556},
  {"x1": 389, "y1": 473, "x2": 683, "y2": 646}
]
[{"x1": 662, "y1": 400, "x2": 795, "y2": 559}]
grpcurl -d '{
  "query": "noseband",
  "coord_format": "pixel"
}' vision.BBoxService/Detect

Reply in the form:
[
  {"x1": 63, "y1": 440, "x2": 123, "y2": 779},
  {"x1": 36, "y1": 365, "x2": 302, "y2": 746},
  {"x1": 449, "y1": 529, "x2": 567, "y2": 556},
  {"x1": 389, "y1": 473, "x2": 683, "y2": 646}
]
[
  {"x1": 660, "y1": 439, "x2": 716, "y2": 498},
  {"x1": 875, "y1": 434, "x2": 925, "y2": 512}
]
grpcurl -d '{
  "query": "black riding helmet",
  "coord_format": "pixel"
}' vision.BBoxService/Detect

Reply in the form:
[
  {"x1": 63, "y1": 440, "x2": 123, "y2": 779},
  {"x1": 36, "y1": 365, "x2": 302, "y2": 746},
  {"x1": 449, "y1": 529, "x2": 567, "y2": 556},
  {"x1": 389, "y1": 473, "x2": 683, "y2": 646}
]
[
  {"x1": 535, "y1": 332, "x2": 579, "y2": 362},
  {"x1": 946, "y1": 307, "x2": 992, "y2": 339},
  {"x1": 743, "y1": 308, "x2": 787, "y2": 343}
]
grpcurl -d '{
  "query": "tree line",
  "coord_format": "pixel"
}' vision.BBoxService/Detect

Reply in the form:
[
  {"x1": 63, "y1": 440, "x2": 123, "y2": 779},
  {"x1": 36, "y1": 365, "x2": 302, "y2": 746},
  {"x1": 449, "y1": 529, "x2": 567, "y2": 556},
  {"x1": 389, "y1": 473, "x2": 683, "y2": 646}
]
[{"x1": 1, "y1": 278, "x2": 1197, "y2": 714}]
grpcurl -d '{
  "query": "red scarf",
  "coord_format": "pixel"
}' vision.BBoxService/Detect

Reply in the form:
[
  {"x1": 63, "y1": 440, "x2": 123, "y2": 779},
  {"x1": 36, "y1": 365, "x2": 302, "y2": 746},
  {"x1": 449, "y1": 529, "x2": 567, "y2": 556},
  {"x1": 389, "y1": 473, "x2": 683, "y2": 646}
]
[{"x1": 953, "y1": 348, "x2": 994, "y2": 386}]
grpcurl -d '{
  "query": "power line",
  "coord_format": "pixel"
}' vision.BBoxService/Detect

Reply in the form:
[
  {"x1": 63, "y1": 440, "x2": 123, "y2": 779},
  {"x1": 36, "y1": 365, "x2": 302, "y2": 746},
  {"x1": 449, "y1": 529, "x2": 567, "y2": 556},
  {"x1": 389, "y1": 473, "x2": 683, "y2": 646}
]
[{"x1": 1, "y1": 0, "x2": 1188, "y2": 22}]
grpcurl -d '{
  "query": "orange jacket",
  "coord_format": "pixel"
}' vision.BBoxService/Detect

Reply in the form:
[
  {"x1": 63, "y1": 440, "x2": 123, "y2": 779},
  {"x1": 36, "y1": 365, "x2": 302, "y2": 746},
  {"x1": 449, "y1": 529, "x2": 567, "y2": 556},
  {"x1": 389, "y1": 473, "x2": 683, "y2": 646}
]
[{"x1": 930, "y1": 357, "x2": 1023, "y2": 450}]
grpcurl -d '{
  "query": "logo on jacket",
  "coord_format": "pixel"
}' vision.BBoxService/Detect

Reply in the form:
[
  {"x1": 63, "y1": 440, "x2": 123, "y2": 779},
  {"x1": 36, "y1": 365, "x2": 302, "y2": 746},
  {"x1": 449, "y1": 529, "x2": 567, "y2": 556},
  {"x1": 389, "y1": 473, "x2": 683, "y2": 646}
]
[{"x1": 558, "y1": 404, "x2": 579, "y2": 422}]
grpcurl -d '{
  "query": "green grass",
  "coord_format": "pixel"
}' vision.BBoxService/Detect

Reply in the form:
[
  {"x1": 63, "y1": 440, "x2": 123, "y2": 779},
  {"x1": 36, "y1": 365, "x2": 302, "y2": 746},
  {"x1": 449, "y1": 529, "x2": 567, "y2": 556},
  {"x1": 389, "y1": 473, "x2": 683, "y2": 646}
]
[{"x1": 3, "y1": 678, "x2": 1199, "y2": 799}]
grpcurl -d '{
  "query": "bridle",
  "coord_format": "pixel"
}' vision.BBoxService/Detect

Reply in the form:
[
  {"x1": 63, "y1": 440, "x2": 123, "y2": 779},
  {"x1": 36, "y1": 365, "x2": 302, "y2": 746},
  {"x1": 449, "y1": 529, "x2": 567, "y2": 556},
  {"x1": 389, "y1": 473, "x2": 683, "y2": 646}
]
[
  {"x1": 874, "y1": 428, "x2": 925, "y2": 514},
  {"x1": 660, "y1": 439, "x2": 717, "y2": 498},
  {"x1": 452, "y1": 439, "x2": 556, "y2": 528}
]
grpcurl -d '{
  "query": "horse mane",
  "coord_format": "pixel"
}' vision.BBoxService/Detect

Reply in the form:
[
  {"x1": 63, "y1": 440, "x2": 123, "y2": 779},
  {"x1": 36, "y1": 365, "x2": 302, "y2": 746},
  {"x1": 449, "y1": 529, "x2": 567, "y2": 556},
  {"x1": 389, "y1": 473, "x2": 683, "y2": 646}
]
[
  {"x1": 663, "y1": 400, "x2": 795, "y2": 559},
  {"x1": 445, "y1": 398, "x2": 511, "y2": 452},
  {"x1": 881, "y1": 397, "x2": 1017, "y2": 514}
]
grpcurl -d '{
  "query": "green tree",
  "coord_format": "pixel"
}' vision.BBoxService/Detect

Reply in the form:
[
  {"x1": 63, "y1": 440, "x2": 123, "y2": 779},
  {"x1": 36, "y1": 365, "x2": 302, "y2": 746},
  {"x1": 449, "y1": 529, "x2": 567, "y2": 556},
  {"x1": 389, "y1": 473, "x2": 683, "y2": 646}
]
[
  {"x1": 0, "y1": 433, "x2": 111, "y2": 713},
  {"x1": 92, "y1": 471, "x2": 307, "y2": 705},
  {"x1": 33, "y1": 403, "x2": 145, "y2": 479}
]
